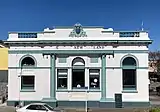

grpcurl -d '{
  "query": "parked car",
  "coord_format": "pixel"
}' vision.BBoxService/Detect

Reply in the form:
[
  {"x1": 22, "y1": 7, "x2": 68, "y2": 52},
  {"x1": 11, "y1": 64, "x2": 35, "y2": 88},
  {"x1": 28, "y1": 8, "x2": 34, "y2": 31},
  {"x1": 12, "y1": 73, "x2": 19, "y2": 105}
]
[{"x1": 16, "y1": 103, "x2": 65, "y2": 112}]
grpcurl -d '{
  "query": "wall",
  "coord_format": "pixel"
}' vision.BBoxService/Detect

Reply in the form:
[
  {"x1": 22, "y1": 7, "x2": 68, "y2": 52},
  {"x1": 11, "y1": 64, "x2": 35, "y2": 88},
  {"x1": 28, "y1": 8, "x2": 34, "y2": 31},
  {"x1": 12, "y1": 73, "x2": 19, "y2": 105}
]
[
  {"x1": 8, "y1": 54, "x2": 50, "y2": 101},
  {"x1": 8, "y1": 28, "x2": 150, "y2": 41},
  {"x1": 8, "y1": 51, "x2": 149, "y2": 102},
  {"x1": 0, "y1": 48, "x2": 8, "y2": 70},
  {"x1": 106, "y1": 53, "x2": 149, "y2": 102}
]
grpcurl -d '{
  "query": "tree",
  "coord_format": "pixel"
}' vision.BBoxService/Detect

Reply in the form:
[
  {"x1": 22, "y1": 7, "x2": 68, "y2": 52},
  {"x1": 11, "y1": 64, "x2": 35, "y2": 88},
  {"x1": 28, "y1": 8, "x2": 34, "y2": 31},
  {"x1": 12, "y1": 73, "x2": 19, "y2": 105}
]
[{"x1": 149, "y1": 51, "x2": 160, "y2": 75}]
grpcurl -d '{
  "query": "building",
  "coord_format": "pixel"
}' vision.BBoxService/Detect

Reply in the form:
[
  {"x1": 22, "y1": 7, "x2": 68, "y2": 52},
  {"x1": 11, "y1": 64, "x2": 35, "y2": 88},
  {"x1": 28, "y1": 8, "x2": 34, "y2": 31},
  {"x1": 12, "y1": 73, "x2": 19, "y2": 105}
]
[
  {"x1": 5, "y1": 23, "x2": 152, "y2": 108},
  {"x1": 0, "y1": 43, "x2": 8, "y2": 103},
  {"x1": 0, "y1": 43, "x2": 8, "y2": 82}
]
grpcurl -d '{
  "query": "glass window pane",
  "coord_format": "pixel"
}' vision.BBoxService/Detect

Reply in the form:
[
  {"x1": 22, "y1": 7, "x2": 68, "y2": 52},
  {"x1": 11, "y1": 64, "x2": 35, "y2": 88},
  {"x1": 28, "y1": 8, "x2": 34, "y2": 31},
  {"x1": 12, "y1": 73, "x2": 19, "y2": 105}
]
[
  {"x1": 26, "y1": 105, "x2": 37, "y2": 110},
  {"x1": 57, "y1": 69, "x2": 67, "y2": 75},
  {"x1": 90, "y1": 76, "x2": 99, "y2": 88},
  {"x1": 90, "y1": 69, "x2": 100, "y2": 75},
  {"x1": 122, "y1": 57, "x2": 136, "y2": 66},
  {"x1": 89, "y1": 69, "x2": 100, "y2": 89},
  {"x1": 44, "y1": 104, "x2": 54, "y2": 111},
  {"x1": 21, "y1": 76, "x2": 34, "y2": 89},
  {"x1": 57, "y1": 78, "x2": 67, "y2": 88},
  {"x1": 22, "y1": 76, "x2": 34, "y2": 85},
  {"x1": 72, "y1": 69, "x2": 85, "y2": 88},
  {"x1": 21, "y1": 57, "x2": 35, "y2": 66},
  {"x1": 123, "y1": 69, "x2": 136, "y2": 89},
  {"x1": 38, "y1": 105, "x2": 46, "y2": 110},
  {"x1": 57, "y1": 69, "x2": 67, "y2": 89}
]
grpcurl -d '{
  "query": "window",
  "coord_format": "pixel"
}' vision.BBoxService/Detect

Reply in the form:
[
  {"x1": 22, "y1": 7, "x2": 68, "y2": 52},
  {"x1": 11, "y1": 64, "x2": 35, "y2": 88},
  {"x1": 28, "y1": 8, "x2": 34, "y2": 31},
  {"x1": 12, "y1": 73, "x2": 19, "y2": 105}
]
[
  {"x1": 122, "y1": 57, "x2": 136, "y2": 66},
  {"x1": 90, "y1": 57, "x2": 98, "y2": 63},
  {"x1": 58, "y1": 57, "x2": 67, "y2": 63},
  {"x1": 89, "y1": 69, "x2": 100, "y2": 89},
  {"x1": 21, "y1": 57, "x2": 35, "y2": 67},
  {"x1": 122, "y1": 57, "x2": 137, "y2": 90},
  {"x1": 119, "y1": 32, "x2": 140, "y2": 37},
  {"x1": 26, "y1": 105, "x2": 37, "y2": 110},
  {"x1": 123, "y1": 69, "x2": 136, "y2": 89},
  {"x1": 57, "y1": 69, "x2": 67, "y2": 89},
  {"x1": 21, "y1": 76, "x2": 35, "y2": 90},
  {"x1": 44, "y1": 104, "x2": 54, "y2": 111},
  {"x1": 26, "y1": 105, "x2": 47, "y2": 111},
  {"x1": 72, "y1": 57, "x2": 85, "y2": 89},
  {"x1": 36, "y1": 105, "x2": 46, "y2": 111},
  {"x1": 18, "y1": 33, "x2": 37, "y2": 38}
]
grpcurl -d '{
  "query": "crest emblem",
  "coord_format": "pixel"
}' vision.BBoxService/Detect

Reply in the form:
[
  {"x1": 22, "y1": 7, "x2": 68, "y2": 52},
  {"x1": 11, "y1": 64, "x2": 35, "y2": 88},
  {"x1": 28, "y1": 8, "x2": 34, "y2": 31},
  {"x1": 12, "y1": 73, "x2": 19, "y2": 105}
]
[
  {"x1": 75, "y1": 25, "x2": 81, "y2": 34},
  {"x1": 69, "y1": 23, "x2": 87, "y2": 37}
]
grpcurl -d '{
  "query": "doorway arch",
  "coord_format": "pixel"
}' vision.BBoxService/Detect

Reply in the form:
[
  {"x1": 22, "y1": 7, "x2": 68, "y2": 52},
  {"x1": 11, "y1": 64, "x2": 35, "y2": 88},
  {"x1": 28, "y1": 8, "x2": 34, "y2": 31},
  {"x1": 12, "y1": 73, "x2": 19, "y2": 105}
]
[{"x1": 72, "y1": 57, "x2": 85, "y2": 88}]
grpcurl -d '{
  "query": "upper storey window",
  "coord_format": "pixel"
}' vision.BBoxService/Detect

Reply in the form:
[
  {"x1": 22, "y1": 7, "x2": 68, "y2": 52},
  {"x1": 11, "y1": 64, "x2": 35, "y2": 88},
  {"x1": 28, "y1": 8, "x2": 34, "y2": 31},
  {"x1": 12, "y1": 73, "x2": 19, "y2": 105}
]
[
  {"x1": 21, "y1": 57, "x2": 35, "y2": 67},
  {"x1": 18, "y1": 33, "x2": 37, "y2": 38},
  {"x1": 119, "y1": 32, "x2": 140, "y2": 37}
]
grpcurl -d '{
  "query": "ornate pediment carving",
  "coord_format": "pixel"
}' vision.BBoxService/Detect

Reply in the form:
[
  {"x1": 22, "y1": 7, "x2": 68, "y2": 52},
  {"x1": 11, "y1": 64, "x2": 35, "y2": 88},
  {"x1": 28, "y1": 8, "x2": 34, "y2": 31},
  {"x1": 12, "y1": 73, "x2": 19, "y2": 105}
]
[{"x1": 69, "y1": 23, "x2": 87, "y2": 37}]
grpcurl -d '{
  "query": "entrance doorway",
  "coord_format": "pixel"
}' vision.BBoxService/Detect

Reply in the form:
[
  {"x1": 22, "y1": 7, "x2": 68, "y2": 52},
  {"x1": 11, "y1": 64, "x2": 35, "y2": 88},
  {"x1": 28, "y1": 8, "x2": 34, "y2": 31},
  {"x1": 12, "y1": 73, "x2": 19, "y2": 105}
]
[{"x1": 72, "y1": 69, "x2": 85, "y2": 88}]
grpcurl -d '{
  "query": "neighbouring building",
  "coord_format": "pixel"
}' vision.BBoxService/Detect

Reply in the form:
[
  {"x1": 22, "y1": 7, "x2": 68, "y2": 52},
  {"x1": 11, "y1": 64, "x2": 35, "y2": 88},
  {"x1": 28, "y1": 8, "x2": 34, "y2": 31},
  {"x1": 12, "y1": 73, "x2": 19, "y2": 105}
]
[
  {"x1": 0, "y1": 43, "x2": 8, "y2": 102},
  {"x1": 5, "y1": 23, "x2": 152, "y2": 108},
  {"x1": 0, "y1": 44, "x2": 8, "y2": 82}
]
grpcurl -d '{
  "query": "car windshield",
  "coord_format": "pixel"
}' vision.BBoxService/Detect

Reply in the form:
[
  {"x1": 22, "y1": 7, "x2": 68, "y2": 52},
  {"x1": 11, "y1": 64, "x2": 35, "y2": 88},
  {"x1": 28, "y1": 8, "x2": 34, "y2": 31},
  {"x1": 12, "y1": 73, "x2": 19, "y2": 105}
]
[{"x1": 44, "y1": 104, "x2": 54, "y2": 111}]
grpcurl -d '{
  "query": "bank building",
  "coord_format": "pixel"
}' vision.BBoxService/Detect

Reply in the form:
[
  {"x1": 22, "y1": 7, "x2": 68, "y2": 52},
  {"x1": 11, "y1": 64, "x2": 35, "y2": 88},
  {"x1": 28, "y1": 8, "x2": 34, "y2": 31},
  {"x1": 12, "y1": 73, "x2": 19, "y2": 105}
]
[{"x1": 5, "y1": 23, "x2": 152, "y2": 108}]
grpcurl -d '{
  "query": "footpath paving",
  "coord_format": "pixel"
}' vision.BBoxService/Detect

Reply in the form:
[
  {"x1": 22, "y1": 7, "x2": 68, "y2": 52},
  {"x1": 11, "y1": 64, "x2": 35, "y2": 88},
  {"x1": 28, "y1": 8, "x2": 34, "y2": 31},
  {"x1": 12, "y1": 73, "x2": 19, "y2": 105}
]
[
  {"x1": 0, "y1": 104, "x2": 15, "y2": 112},
  {"x1": 0, "y1": 107, "x2": 151, "y2": 112},
  {"x1": 0, "y1": 98, "x2": 160, "y2": 112}
]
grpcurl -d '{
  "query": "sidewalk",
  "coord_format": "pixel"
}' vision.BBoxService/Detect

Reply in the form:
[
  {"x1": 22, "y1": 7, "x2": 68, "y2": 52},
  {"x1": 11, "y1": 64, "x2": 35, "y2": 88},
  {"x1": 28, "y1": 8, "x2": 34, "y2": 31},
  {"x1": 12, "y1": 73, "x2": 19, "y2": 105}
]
[{"x1": 0, "y1": 102, "x2": 6, "y2": 107}]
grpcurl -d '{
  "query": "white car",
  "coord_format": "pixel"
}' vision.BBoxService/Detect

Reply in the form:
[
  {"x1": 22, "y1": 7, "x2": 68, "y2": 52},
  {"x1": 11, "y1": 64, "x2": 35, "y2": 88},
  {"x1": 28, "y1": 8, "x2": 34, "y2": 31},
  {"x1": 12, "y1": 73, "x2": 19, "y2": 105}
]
[{"x1": 16, "y1": 103, "x2": 64, "y2": 112}]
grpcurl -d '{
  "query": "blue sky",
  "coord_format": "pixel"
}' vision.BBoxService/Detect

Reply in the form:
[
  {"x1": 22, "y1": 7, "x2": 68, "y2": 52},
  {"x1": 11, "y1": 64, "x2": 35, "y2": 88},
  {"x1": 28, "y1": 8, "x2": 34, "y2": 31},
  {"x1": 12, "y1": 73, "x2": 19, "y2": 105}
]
[{"x1": 0, "y1": 0, "x2": 159, "y2": 51}]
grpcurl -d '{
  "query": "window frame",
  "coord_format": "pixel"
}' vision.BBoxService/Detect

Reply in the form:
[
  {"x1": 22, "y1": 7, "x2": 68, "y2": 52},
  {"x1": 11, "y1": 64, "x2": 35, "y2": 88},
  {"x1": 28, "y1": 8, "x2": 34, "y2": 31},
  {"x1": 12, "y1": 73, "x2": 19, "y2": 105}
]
[
  {"x1": 122, "y1": 57, "x2": 137, "y2": 91},
  {"x1": 89, "y1": 69, "x2": 100, "y2": 89},
  {"x1": 20, "y1": 55, "x2": 37, "y2": 67},
  {"x1": 26, "y1": 104, "x2": 47, "y2": 111},
  {"x1": 21, "y1": 75, "x2": 35, "y2": 90},
  {"x1": 122, "y1": 69, "x2": 137, "y2": 90},
  {"x1": 57, "y1": 69, "x2": 68, "y2": 89}
]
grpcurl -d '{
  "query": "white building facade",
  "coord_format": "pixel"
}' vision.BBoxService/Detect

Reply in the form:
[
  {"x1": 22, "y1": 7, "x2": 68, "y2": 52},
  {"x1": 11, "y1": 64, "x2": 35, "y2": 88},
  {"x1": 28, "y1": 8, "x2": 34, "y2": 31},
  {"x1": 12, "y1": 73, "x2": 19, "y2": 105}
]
[{"x1": 5, "y1": 23, "x2": 152, "y2": 108}]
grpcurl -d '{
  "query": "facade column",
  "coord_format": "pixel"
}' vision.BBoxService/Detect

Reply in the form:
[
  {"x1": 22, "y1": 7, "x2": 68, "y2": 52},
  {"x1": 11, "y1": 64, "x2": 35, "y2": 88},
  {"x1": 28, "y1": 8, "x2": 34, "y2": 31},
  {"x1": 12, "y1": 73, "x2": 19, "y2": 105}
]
[
  {"x1": 50, "y1": 54, "x2": 56, "y2": 100},
  {"x1": 85, "y1": 68, "x2": 89, "y2": 88},
  {"x1": 68, "y1": 68, "x2": 72, "y2": 90},
  {"x1": 100, "y1": 54, "x2": 106, "y2": 101},
  {"x1": 42, "y1": 54, "x2": 57, "y2": 107}
]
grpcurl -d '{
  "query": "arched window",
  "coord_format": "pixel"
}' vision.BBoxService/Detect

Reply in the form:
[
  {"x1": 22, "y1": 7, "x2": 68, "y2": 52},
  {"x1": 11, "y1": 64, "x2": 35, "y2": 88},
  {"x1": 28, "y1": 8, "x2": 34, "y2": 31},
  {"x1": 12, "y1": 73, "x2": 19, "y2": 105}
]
[
  {"x1": 21, "y1": 57, "x2": 35, "y2": 67},
  {"x1": 122, "y1": 57, "x2": 137, "y2": 90},
  {"x1": 122, "y1": 57, "x2": 136, "y2": 66},
  {"x1": 72, "y1": 57, "x2": 85, "y2": 67},
  {"x1": 72, "y1": 57, "x2": 85, "y2": 89}
]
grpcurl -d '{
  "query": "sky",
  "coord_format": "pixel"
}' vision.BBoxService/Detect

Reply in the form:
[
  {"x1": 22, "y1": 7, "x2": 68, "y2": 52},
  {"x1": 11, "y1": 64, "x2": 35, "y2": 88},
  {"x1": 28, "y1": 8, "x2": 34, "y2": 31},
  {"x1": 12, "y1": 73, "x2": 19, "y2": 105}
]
[{"x1": 0, "y1": 0, "x2": 159, "y2": 51}]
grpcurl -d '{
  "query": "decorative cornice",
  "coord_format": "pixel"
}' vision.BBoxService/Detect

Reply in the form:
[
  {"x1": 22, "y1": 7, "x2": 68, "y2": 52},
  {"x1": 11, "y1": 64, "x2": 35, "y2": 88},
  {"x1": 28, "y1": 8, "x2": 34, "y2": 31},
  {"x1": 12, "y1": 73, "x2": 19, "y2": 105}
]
[
  {"x1": 3, "y1": 40, "x2": 153, "y2": 45},
  {"x1": 8, "y1": 50, "x2": 149, "y2": 54}
]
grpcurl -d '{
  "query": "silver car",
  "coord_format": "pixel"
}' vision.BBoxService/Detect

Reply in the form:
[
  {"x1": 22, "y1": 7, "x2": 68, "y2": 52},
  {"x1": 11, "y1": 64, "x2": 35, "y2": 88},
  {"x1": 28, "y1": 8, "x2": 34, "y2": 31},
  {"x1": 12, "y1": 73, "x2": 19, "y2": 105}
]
[{"x1": 16, "y1": 103, "x2": 65, "y2": 112}]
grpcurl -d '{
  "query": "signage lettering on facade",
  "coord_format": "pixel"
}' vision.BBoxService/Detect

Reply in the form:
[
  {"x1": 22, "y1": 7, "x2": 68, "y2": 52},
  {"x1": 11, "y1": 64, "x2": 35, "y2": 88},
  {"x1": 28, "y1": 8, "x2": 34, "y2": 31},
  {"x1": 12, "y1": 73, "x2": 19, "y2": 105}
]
[{"x1": 55, "y1": 45, "x2": 105, "y2": 49}]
